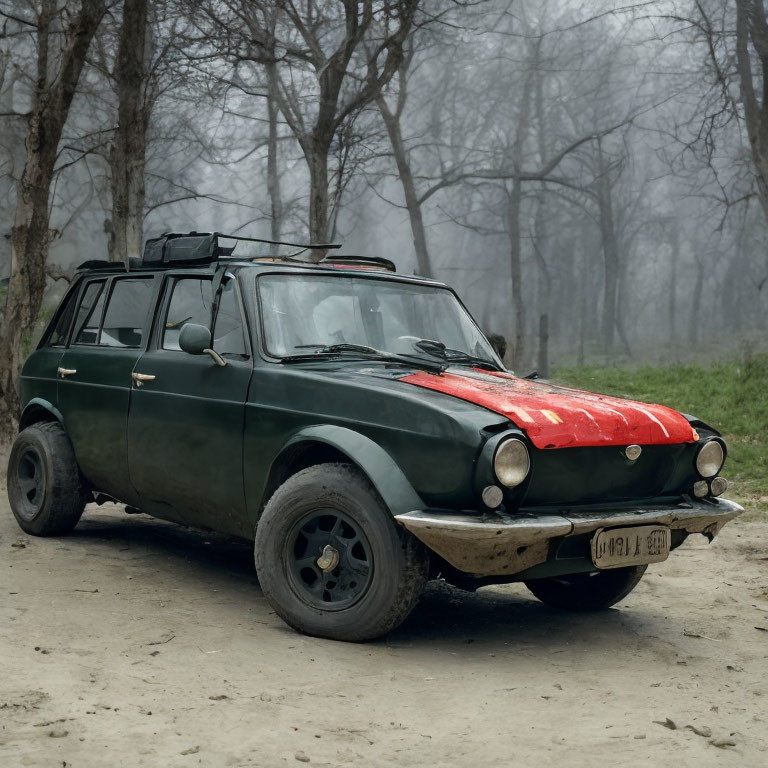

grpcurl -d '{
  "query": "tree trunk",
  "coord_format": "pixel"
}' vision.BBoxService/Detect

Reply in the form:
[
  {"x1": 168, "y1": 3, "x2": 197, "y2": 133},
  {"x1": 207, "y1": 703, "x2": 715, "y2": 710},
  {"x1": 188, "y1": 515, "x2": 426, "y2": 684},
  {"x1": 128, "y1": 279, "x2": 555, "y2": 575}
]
[
  {"x1": 668, "y1": 225, "x2": 679, "y2": 344},
  {"x1": 735, "y1": 1, "x2": 768, "y2": 225},
  {"x1": 266, "y1": 61, "x2": 283, "y2": 256},
  {"x1": 377, "y1": 94, "x2": 433, "y2": 278},
  {"x1": 0, "y1": 0, "x2": 105, "y2": 440},
  {"x1": 688, "y1": 258, "x2": 705, "y2": 347},
  {"x1": 508, "y1": 175, "x2": 525, "y2": 368},
  {"x1": 596, "y1": 142, "x2": 619, "y2": 352},
  {"x1": 109, "y1": 0, "x2": 149, "y2": 265},
  {"x1": 507, "y1": 69, "x2": 533, "y2": 369},
  {"x1": 305, "y1": 134, "x2": 330, "y2": 246}
]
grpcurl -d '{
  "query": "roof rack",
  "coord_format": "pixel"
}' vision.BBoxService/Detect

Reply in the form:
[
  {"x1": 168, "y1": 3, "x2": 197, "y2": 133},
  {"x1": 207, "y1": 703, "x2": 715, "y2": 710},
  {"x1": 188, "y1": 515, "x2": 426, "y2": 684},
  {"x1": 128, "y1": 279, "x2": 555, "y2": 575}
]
[
  {"x1": 75, "y1": 233, "x2": 397, "y2": 275},
  {"x1": 320, "y1": 255, "x2": 396, "y2": 273},
  {"x1": 76, "y1": 260, "x2": 127, "y2": 272}
]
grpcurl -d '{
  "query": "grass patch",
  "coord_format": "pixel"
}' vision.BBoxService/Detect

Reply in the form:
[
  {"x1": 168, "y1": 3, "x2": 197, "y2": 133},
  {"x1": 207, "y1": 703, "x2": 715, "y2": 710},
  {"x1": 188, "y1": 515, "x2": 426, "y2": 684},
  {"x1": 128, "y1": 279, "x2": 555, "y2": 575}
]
[{"x1": 553, "y1": 356, "x2": 768, "y2": 518}]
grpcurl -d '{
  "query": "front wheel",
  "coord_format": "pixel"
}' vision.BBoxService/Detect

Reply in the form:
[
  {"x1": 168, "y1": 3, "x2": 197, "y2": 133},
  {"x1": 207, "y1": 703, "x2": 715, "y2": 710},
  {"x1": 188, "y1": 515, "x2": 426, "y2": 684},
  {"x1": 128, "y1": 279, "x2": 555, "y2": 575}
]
[
  {"x1": 254, "y1": 463, "x2": 427, "y2": 642},
  {"x1": 524, "y1": 565, "x2": 647, "y2": 611},
  {"x1": 7, "y1": 422, "x2": 87, "y2": 536}
]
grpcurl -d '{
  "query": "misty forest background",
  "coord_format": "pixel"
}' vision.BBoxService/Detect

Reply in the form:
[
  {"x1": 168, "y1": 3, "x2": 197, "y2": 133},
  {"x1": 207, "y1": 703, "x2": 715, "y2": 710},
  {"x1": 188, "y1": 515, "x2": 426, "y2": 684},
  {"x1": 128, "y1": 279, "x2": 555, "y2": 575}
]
[{"x1": 0, "y1": 1, "x2": 766, "y2": 502}]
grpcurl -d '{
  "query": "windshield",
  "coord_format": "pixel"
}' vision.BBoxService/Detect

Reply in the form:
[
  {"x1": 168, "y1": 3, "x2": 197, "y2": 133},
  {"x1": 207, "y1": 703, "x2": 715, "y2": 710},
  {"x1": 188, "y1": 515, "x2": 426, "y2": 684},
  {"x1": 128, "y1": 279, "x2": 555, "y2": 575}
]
[{"x1": 257, "y1": 274, "x2": 500, "y2": 366}]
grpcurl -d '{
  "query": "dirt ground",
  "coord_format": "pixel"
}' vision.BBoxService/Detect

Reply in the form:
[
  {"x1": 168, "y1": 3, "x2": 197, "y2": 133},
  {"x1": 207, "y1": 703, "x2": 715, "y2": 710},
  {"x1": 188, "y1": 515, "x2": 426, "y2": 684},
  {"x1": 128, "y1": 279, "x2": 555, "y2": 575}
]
[{"x1": 1, "y1": 497, "x2": 767, "y2": 768}]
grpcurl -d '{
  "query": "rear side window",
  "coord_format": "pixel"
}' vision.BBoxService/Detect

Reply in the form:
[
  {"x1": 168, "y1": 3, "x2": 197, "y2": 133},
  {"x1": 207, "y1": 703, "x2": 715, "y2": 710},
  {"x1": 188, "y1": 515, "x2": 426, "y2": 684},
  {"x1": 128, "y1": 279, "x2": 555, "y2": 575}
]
[
  {"x1": 73, "y1": 281, "x2": 106, "y2": 345},
  {"x1": 48, "y1": 287, "x2": 79, "y2": 347},
  {"x1": 100, "y1": 278, "x2": 154, "y2": 348}
]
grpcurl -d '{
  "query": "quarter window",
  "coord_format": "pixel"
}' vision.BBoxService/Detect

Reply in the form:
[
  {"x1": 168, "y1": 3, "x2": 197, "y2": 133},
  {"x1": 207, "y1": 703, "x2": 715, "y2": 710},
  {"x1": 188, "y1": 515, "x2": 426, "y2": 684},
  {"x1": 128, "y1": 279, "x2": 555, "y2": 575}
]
[
  {"x1": 100, "y1": 278, "x2": 154, "y2": 347},
  {"x1": 48, "y1": 287, "x2": 79, "y2": 347},
  {"x1": 73, "y1": 281, "x2": 106, "y2": 345}
]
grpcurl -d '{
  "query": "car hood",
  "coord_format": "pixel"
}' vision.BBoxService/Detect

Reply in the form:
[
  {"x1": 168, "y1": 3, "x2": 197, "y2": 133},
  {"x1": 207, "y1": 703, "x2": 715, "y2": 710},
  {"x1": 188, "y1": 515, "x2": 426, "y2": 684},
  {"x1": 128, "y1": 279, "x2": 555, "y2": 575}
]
[{"x1": 399, "y1": 368, "x2": 698, "y2": 449}]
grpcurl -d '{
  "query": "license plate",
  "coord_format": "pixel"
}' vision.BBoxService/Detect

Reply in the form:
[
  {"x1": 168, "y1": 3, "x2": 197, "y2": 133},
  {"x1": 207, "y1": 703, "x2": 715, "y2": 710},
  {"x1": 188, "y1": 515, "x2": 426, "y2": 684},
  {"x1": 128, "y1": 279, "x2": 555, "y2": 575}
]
[{"x1": 591, "y1": 525, "x2": 671, "y2": 569}]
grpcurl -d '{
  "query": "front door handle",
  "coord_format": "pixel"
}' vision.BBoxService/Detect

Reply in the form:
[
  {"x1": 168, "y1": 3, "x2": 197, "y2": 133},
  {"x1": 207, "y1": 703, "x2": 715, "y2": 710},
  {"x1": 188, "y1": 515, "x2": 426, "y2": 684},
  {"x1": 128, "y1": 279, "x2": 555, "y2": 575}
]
[
  {"x1": 131, "y1": 372, "x2": 156, "y2": 387},
  {"x1": 57, "y1": 367, "x2": 76, "y2": 377}
]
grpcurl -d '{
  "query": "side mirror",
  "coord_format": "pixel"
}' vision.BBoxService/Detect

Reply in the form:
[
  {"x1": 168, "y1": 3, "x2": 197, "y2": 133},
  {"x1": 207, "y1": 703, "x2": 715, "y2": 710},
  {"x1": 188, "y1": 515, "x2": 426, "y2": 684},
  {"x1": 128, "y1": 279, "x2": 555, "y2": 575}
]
[
  {"x1": 178, "y1": 323, "x2": 227, "y2": 367},
  {"x1": 179, "y1": 323, "x2": 211, "y2": 355}
]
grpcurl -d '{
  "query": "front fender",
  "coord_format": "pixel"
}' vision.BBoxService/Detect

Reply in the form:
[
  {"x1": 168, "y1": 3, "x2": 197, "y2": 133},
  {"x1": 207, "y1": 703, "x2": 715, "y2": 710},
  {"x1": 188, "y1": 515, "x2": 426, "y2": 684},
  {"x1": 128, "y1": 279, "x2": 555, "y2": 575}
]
[
  {"x1": 19, "y1": 398, "x2": 64, "y2": 431},
  {"x1": 280, "y1": 425, "x2": 424, "y2": 516}
]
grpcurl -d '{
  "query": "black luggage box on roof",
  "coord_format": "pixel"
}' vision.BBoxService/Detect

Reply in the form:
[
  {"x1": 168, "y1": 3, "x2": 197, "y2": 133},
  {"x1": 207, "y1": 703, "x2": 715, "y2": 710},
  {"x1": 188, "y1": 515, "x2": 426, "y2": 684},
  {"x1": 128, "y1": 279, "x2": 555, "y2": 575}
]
[{"x1": 142, "y1": 232, "x2": 217, "y2": 267}]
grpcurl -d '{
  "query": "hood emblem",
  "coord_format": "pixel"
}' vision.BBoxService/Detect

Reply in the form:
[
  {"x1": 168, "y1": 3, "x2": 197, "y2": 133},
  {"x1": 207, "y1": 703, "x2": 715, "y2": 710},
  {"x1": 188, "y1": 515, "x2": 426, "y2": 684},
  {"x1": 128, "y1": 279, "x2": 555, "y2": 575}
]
[{"x1": 625, "y1": 445, "x2": 642, "y2": 461}]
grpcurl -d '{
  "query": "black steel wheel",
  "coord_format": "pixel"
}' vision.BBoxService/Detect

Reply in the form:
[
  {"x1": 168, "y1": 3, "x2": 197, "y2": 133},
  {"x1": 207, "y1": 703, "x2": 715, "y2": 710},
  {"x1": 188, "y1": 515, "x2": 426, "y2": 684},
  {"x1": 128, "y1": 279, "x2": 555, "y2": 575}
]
[
  {"x1": 524, "y1": 565, "x2": 647, "y2": 611},
  {"x1": 7, "y1": 422, "x2": 87, "y2": 536},
  {"x1": 287, "y1": 510, "x2": 374, "y2": 610},
  {"x1": 254, "y1": 463, "x2": 427, "y2": 642},
  {"x1": 15, "y1": 446, "x2": 45, "y2": 522}
]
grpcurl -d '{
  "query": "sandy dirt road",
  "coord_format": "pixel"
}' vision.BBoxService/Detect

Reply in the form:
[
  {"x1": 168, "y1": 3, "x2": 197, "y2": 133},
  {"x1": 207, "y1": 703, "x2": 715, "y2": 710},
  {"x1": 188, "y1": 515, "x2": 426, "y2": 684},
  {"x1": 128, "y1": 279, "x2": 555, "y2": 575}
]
[{"x1": 1, "y1": 497, "x2": 767, "y2": 768}]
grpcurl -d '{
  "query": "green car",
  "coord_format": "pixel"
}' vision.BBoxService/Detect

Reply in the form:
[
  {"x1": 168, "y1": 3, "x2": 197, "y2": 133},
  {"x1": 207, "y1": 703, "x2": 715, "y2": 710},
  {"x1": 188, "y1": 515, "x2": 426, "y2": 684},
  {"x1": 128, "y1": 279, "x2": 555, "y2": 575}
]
[{"x1": 7, "y1": 233, "x2": 742, "y2": 641}]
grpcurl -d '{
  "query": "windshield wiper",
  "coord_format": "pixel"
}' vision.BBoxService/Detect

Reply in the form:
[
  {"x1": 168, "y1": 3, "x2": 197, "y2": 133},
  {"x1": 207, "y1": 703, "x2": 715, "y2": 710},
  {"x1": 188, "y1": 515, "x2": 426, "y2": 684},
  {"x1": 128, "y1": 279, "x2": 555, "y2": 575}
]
[
  {"x1": 279, "y1": 344, "x2": 446, "y2": 373},
  {"x1": 294, "y1": 343, "x2": 381, "y2": 355},
  {"x1": 443, "y1": 349, "x2": 501, "y2": 370},
  {"x1": 412, "y1": 339, "x2": 501, "y2": 371}
]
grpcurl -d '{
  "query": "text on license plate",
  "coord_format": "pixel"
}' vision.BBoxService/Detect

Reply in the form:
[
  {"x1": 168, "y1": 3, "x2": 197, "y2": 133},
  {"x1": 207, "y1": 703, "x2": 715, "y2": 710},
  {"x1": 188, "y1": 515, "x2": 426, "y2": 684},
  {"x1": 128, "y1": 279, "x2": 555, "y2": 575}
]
[{"x1": 590, "y1": 525, "x2": 671, "y2": 569}]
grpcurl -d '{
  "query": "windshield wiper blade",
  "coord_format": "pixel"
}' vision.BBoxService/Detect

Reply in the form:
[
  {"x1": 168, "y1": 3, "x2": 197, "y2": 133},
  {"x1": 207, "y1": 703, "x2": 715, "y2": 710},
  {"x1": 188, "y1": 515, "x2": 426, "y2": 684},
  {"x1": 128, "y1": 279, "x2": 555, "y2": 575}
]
[
  {"x1": 294, "y1": 343, "x2": 381, "y2": 355},
  {"x1": 443, "y1": 349, "x2": 501, "y2": 370},
  {"x1": 410, "y1": 339, "x2": 501, "y2": 370},
  {"x1": 279, "y1": 346, "x2": 446, "y2": 372}
]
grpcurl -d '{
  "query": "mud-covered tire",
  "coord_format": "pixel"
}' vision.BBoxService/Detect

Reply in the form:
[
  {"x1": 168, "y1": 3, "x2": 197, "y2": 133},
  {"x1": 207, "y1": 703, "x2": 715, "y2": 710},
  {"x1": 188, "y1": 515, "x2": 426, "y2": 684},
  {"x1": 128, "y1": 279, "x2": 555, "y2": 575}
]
[
  {"x1": 7, "y1": 422, "x2": 86, "y2": 536},
  {"x1": 524, "y1": 565, "x2": 647, "y2": 611},
  {"x1": 254, "y1": 463, "x2": 428, "y2": 642}
]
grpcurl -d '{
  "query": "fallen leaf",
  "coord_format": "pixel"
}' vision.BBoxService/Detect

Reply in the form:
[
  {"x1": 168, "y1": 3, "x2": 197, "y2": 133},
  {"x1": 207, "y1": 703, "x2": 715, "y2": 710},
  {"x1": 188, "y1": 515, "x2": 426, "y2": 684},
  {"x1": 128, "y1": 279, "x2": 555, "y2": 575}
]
[
  {"x1": 180, "y1": 746, "x2": 200, "y2": 755},
  {"x1": 208, "y1": 695, "x2": 228, "y2": 701},
  {"x1": 653, "y1": 718, "x2": 677, "y2": 730},
  {"x1": 685, "y1": 724, "x2": 712, "y2": 738},
  {"x1": 295, "y1": 751, "x2": 310, "y2": 763},
  {"x1": 755, "y1": 626, "x2": 767, "y2": 632}
]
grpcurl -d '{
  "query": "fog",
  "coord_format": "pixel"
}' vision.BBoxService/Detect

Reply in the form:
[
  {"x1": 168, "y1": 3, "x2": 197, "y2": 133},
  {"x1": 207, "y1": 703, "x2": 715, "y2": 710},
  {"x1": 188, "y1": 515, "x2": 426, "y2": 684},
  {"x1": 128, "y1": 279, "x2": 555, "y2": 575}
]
[{"x1": 1, "y1": 0, "x2": 767, "y2": 383}]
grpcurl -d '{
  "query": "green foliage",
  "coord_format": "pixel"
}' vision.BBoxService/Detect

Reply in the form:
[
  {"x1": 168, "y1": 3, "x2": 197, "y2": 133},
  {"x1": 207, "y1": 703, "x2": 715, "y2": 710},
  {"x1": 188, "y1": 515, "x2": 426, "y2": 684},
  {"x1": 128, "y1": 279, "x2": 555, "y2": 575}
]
[{"x1": 554, "y1": 357, "x2": 768, "y2": 515}]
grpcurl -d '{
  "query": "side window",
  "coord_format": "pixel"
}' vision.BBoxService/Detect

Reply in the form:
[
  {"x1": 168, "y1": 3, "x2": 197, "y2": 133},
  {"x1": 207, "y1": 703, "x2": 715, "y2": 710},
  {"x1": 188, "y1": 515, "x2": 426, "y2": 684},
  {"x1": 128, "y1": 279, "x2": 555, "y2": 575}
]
[
  {"x1": 213, "y1": 279, "x2": 248, "y2": 356},
  {"x1": 162, "y1": 278, "x2": 213, "y2": 350},
  {"x1": 100, "y1": 278, "x2": 154, "y2": 348},
  {"x1": 73, "y1": 281, "x2": 106, "y2": 345},
  {"x1": 48, "y1": 287, "x2": 79, "y2": 347}
]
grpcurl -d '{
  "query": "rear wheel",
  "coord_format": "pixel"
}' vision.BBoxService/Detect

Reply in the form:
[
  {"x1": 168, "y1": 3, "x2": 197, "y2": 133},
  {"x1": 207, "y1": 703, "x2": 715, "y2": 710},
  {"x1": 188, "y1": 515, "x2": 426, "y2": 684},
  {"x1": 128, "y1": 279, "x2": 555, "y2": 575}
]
[
  {"x1": 7, "y1": 422, "x2": 87, "y2": 536},
  {"x1": 524, "y1": 565, "x2": 647, "y2": 611},
  {"x1": 254, "y1": 463, "x2": 427, "y2": 642}
]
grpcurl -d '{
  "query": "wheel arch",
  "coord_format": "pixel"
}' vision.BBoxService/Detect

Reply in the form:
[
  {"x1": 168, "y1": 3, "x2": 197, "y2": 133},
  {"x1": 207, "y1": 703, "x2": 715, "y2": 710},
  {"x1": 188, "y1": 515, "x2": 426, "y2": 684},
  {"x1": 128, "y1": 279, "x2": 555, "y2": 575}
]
[
  {"x1": 19, "y1": 399, "x2": 64, "y2": 432},
  {"x1": 260, "y1": 425, "x2": 423, "y2": 520}
]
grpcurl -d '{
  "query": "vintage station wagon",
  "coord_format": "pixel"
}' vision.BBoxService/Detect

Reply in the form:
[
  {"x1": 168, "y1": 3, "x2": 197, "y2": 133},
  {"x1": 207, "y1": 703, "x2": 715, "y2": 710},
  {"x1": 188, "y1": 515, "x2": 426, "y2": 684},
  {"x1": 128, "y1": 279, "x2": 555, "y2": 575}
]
[{"x1": 7, "y1": 232, "x2": 743, "y2": 641}]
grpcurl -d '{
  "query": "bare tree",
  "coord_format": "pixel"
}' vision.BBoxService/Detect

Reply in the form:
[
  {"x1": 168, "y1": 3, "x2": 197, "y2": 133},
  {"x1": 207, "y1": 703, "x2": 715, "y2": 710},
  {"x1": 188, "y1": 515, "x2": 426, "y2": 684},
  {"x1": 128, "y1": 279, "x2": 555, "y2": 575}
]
[
  {"x1": 0, "y1": 0, "x2": 106, "y2": 438},
  {"x1": 108, "y1": 0, "x2": 148, "y2": 263},
  {"x1": 197, "y1": 0, "x2": 421, "y2": 251}
]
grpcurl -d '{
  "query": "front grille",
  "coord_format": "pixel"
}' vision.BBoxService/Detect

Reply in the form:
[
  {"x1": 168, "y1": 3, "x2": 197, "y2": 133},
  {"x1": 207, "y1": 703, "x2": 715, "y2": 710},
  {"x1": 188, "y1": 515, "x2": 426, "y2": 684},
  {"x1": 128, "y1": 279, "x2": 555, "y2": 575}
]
[{"x1": 522, "y1": 443, "x2": 696, "y2": 506}]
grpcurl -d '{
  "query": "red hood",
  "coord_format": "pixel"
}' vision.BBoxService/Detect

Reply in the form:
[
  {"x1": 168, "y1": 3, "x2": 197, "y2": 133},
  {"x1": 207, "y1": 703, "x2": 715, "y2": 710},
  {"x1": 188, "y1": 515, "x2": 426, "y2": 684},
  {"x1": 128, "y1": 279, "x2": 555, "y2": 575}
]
[{"x1": 400, "y1": 368, "x2": 697, "y2": 449}]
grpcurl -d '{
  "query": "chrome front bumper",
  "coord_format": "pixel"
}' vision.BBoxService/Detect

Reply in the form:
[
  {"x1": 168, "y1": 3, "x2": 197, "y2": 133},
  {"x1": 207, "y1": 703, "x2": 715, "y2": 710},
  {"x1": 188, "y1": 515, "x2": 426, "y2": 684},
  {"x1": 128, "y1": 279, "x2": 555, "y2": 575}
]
[{"x1": 394, "y1": 498, "x2": 744, "y2": 578}]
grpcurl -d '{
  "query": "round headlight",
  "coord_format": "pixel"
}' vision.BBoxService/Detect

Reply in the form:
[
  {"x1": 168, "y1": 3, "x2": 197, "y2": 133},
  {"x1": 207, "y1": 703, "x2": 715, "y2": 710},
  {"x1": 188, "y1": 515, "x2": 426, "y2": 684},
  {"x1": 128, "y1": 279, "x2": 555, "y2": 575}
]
[
  {"x1": 494, "y1": 438, "x2": 530, "y2": 488},
  {"x1": 695, "y1": 439, "x2": 724, "y2": 478}
]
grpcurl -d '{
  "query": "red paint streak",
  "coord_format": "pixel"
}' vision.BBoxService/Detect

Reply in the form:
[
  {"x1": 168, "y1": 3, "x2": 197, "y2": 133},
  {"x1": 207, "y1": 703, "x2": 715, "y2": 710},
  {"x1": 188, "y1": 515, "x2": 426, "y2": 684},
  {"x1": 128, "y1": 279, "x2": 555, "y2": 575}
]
[{"x1": 401, "y1": 369, "x2": 697, "y2": 449}]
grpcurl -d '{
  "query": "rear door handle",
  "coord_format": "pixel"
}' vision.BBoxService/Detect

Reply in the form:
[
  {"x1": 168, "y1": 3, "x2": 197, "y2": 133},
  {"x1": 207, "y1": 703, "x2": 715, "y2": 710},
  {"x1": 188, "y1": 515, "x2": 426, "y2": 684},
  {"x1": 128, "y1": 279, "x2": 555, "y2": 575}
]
[
  {"x1": 57, "y1": 367, "x2": 76, "y2": 377},
  {"x1": 131, "y1": 372, "x2": 156, "y2": 387}
]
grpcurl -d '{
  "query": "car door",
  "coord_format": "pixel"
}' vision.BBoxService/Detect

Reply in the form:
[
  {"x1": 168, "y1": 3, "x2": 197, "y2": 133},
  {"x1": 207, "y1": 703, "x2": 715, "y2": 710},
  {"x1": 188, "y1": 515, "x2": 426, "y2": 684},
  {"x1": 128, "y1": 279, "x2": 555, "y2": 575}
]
[
  {"x1": 19, "y1": 280, "x2": 81, "y2": 414},
  {"x1": 126, "y1": 273, "x2": 253, "y2": 536},
  {"x1": 57, "y1": 275, "x2": 158, "y2": 504}
]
